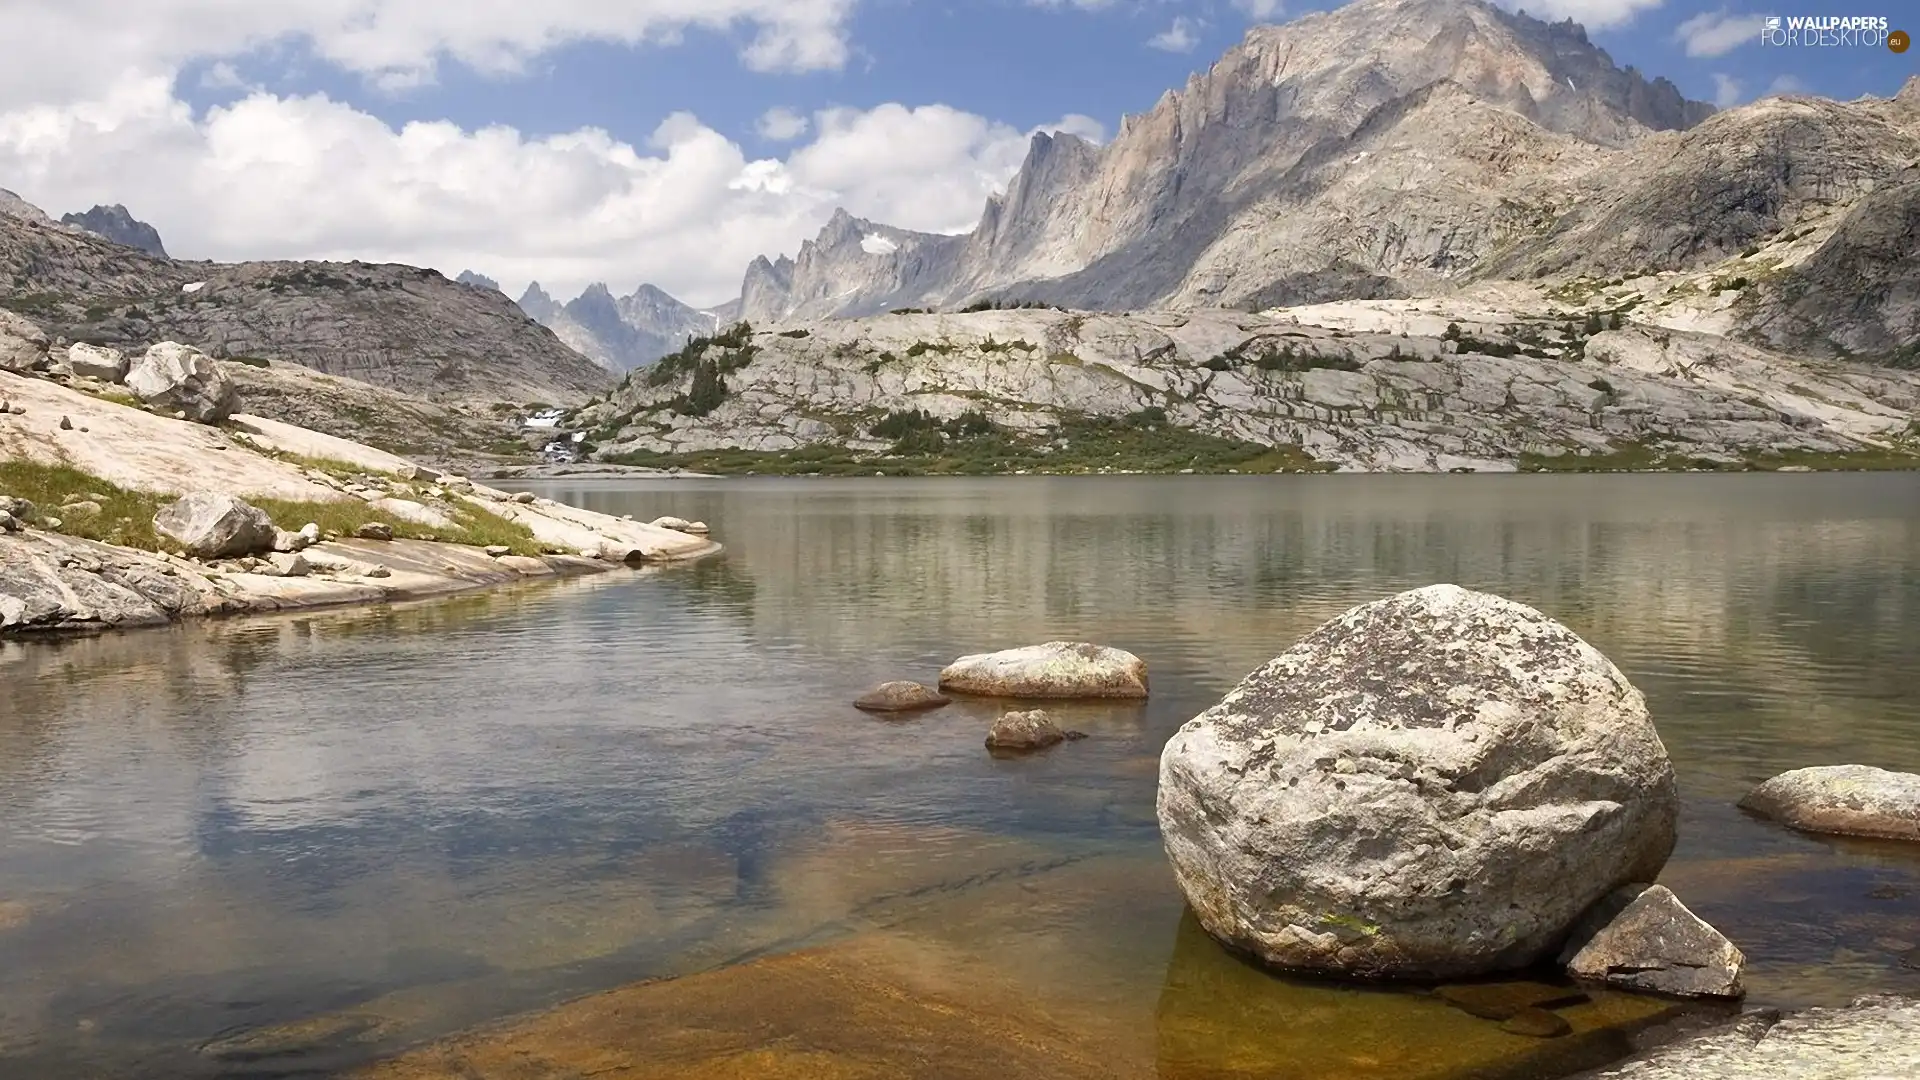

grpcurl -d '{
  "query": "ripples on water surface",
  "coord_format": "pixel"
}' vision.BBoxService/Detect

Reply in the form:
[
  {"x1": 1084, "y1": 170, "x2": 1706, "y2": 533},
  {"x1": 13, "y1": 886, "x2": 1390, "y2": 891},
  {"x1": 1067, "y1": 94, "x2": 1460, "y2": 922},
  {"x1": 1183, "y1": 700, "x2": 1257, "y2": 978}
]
[{"x1": 2, "y1": 474, "x2": 1918, "y2": 1078}]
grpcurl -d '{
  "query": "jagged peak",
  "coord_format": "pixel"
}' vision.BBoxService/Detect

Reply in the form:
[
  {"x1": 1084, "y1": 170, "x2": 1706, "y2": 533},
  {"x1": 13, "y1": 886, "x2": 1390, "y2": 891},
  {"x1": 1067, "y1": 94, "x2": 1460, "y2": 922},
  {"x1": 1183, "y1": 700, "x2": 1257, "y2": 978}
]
[{"x1": 578, "y1": 282, "x2": 615, "y2": 301}]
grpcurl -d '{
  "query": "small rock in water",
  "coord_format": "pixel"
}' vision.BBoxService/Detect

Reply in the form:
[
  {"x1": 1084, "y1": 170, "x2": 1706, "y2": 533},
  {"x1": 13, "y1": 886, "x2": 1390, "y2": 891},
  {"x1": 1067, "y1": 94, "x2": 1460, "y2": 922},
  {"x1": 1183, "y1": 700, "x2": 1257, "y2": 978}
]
[
  {"x1": 986, "y1": 709, "x2": 1074, "y2": 752},
  {"x1": 1500, "y1": 1009, "x2": 1573, "y2": 1039},
  {"x1": 1739, "y1": 765, "x2": 1920, "y2": 842},
  {"x1": 512, "y1": 492, "x2": 537, "y2": 504},
  {"x1": 940, "y1": 641, "x2": 1149, "y2": 699},
  {"x1": 355, "y1": 522, "x2": 394, "y2": 542},
  {"x1": 853, "y1": 681, "x2": 951, "y2": 713},
  {"x1": 1560, "y1": 884, "x2": 1745, "y2": 999}
]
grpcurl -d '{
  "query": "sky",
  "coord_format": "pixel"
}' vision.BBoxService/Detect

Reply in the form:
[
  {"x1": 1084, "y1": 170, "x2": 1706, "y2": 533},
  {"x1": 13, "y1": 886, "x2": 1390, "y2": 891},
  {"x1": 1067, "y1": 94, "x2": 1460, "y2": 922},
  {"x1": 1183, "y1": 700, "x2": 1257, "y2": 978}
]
[{"x1": 0, "y1": 0, "x2": 1913, "y2": 310}]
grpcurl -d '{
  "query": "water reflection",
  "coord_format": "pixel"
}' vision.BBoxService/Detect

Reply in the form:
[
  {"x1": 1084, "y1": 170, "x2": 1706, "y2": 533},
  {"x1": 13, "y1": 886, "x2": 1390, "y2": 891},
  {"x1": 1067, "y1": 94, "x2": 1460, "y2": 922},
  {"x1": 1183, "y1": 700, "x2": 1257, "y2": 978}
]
[{"x1": 1, "y1": 474, "x2": 1918, "y2": 1077}]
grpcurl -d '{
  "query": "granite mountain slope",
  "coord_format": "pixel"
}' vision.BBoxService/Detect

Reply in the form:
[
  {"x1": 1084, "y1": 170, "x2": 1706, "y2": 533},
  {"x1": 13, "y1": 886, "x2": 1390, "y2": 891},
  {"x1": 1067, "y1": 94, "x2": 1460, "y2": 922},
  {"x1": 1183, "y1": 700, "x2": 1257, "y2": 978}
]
[
  {"x1": 734, "y1": 0, "x2": 1718, "y2": 324},
  {"x1": 728, "y1": 0, "x2": 1919, "y2": 367},
  {"x1": 577, "y1": 268, "x2": 1920, "y2": 474},
  {"x1": 0, "y1": 196, "x2": 608, "y2": 405}
]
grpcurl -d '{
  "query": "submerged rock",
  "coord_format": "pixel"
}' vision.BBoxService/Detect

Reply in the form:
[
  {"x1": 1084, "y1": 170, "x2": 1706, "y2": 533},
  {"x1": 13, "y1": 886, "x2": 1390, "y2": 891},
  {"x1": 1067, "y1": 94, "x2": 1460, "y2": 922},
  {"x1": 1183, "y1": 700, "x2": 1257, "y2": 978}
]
[
  {"x1": 1572, "y1": 995, "x2": 1920, "y2": 1078},
  {"x1": 1157, "y1": 584, "x2": 1679, "y2": 981},
  {"x1": 152, "y1": 492, "x2": 276, "y2": 559},
  {"x1": 940, "y1": 641, "x2": 1149, "y2": 699},
  {"x1": 854, "y1": 681, "x2": 951, "y2": 713},
  {"x1": 1560, "y1": 885, "x2": 1744, "y2": 1000},
  {"x1": 1501, "y1": 1008, "x2": 1574, "y2": 1039},
  {"x1": 125, "y1": 341, "x2": 240, "y2": 424},
  {"x1": 1738, "y1": 765, "x2": 1920, "y2": 841},
  {"x1": 985, "y1": 709, "x2": 1083, "y2": 752},
  {"x1": 1435, "y1": 982, "x2": 1591, "y2": 1021}
]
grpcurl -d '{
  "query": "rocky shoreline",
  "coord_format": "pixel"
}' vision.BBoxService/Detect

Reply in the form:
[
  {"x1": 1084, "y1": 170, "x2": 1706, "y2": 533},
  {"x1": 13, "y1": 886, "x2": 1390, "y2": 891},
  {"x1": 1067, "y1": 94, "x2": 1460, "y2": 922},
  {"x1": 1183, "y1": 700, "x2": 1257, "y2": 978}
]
[{"x1": 2, "y1": 325, "x2": 720, "y2": 638}]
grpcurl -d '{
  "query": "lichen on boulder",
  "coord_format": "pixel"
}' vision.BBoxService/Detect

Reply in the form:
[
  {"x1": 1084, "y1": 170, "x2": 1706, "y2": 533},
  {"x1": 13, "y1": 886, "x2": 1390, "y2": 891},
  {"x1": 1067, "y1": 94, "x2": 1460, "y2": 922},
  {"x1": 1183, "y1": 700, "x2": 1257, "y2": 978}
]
[{"x1": 1157, "y1": 584, "x2": 1679, "y2": 980}]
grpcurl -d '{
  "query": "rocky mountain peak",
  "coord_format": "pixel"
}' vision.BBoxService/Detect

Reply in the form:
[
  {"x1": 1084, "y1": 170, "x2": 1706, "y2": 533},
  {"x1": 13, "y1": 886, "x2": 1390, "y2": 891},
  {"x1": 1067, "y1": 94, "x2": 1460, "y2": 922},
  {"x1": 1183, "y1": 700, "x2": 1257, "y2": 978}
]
[
  {"x1": 456, "y1": 270, "x2": 501, "y2": 292},
  {"x1": 0, "y1": 188, "x2": 50, "y2": 223},
  {"x1": 724, "y1": 0, "x2": 1719, "y2": 321},
  {"x1": 516, "y1": 282, "x2": 559, "y2": 321},
  {"x1": 60, "y1": 204, "x2": 168, "y2": 257}
]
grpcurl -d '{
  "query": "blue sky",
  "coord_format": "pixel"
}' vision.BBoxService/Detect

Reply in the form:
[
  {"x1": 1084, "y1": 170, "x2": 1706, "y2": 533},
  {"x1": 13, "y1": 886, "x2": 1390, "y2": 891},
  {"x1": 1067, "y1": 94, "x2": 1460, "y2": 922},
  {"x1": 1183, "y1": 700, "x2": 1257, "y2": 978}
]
[
  {"x1": 173, "y1": 0, "x2": 1914, "y2": 150},
  {"x1": 2, "y1": 0, "x2": 1913, "y2": 306}
]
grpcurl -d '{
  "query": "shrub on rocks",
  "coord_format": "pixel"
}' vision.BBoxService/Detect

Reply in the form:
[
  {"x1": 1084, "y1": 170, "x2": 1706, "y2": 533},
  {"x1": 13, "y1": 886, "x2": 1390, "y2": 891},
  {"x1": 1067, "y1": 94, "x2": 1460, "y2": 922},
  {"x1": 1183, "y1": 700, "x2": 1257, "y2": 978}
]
[{"x1": 1157, "y1": 584, "x2": 1679, "y2": 981}]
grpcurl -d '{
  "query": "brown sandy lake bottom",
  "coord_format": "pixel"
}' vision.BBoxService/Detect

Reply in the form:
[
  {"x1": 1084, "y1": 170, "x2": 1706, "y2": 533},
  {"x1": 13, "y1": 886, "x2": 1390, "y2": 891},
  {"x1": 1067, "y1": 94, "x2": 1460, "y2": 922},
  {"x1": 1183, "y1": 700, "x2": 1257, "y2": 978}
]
[{"x1": 2, "y1": 474, "x2": 1918, "y2": 1078}]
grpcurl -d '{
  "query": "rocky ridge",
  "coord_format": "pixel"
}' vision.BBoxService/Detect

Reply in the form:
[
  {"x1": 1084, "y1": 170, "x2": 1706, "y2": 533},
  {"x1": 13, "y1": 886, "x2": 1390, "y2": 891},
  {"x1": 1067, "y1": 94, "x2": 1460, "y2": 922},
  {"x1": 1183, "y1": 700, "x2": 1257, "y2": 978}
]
[
  {"x1": 733, "y1": 0, "x2": 1722, "y2": 323},
  {"x1": 514, "y1": 279, "x2": 719, "y2": 372},
  {"x1": 576, "y1": 277, "x2": 1920, "y2": 473},
  {"x1": 0, "y1": 324, "x2": 717, "y2": 636},
  {"x1": 59, "y1": 204, "x2": 168, "y2": 257},
  {"x1": 0, "y1": 192, "x2": 610, "y2": 406},
  {"x1": 725, "y1": 0, "x2": 1917, "y2": 368}
]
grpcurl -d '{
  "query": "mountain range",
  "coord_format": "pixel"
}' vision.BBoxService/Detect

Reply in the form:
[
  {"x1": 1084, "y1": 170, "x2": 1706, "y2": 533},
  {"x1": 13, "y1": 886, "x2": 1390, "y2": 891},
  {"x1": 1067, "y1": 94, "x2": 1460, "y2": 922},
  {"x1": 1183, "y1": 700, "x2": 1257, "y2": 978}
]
[
  {"x1": 0, "y1": 192, "x2": 610, "y2": 404},
  {"x1": 525, "y1": 0, "x2": 1919, "y2": 368},
  {"x1": 581, "y1": 0, "x2": 1920, "y2": 472}
]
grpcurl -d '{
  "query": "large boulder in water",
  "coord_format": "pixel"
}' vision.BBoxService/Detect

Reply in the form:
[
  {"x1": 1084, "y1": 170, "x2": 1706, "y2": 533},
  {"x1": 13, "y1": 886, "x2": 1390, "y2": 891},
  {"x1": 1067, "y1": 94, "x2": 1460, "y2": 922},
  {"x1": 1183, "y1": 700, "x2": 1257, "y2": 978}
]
[
  {"x1": 126, "y1": 341, "x2": 240, "y2": 424},
  {"x1": 1157, "y1": 584, "x2": 1679, "y2": 981},
  {"x1": 153, "y1": 492, "x2": 277, "y2": 558}
]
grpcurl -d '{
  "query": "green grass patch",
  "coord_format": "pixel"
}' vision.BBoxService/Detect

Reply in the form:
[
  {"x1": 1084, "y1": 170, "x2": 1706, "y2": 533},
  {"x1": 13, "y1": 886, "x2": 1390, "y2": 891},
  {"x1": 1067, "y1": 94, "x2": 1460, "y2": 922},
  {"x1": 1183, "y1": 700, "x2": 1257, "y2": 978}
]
[
  {"x1": 1521, "y1": 442, "x2": 1920, "y2": 473},
  {"x1": 0, "y1": 460, "x2": 169, "y2": 548},
  {"x1": 603, "y1": 411, "x2": 1331, "y2": 476},
  {"x1": 0, "y1": 459, "x2": 543, "y2": 555}
]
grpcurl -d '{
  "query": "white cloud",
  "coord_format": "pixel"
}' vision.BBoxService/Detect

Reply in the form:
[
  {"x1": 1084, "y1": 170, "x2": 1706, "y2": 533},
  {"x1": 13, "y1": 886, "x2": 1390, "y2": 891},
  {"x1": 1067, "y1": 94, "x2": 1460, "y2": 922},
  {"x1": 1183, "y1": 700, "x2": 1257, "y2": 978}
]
[
  {"x1": 0, "y1": 76, "x2": 1101, "y2": 307},
  {"x1": 1710, "y1": 72, "x2": 1743, "y2": 108},
  {"x1": 0, "y1": 0, "x2": 860, "y2": 109},
  {"x1": 1674, "y1": 9, "x2": 1760, "y2": 58},
  {"x1": 1231, "y1": 0, "x2": 1285, "y2": 19},
  {"x1": 756, "y1": 106, "x2": 811, "y2": 141},
  {"x1": 1765, "y1": 73, "x2": 1809, "y2": 96},
  {"x1": 1488, "y1": 0, "x2": 1668, "y2": 31},
  {"x1": 1149, "y1": 16, "x2": 1202, "y2": 52}
]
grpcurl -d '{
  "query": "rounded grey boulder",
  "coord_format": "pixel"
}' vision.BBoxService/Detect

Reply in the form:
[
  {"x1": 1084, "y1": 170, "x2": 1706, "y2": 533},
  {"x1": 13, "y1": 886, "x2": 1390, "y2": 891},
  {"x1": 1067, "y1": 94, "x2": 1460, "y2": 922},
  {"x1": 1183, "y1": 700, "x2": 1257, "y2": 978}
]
[
  {"x1": 1739, "y1": 765, "x2": 1920, "y2": 841},
  {"x1": 153, "y1": 492, "x2": 277, "y2": 559},
  {"x1": 1157, "y1": 584, "x2": 1679, "y2": 981}
]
